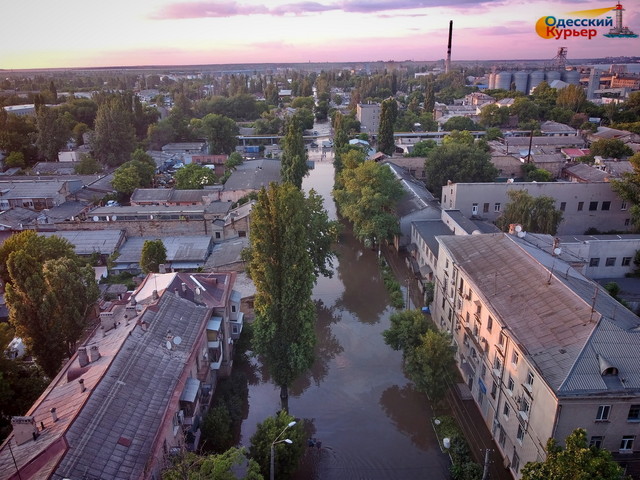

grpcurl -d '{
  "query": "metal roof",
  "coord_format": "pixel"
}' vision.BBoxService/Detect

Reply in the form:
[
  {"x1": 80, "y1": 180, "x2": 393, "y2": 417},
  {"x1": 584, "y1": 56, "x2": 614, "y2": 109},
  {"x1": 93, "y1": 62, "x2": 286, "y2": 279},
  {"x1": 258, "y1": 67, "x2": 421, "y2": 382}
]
[
  {"x1": 222, "y1": 159, "x2": 282, "y2": 191},
  {"x1": 41, "y1": 230, "x2": 126, "y2": 255},
  {"x1": 116, "y1": 236, "x2": 212, "y2": 264}
]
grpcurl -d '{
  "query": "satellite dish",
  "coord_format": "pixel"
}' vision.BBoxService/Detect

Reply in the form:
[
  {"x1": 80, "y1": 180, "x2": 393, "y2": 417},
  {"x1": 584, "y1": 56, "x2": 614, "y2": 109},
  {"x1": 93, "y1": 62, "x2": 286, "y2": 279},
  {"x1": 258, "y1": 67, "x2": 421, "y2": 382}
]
[
  {"x1": 93, "y1": 216, "x2": 99, "y2": 222},
  {"x1": 515, "y1": 225, "x2": 522, "y2": 233},
  {"x1": 553, "y1": 247, "x2": 562, "y2": 255},
  {"x1": 173, "y1": 336, "x2": 182, "y2": 345},
  {"x1": 166, "y1": 341, "x2": 172, "y2": 350},
  {"x1": 111, "y1": 215, "x2": 117, "y2": 221},
  {"x1": 517, "y1": 231, "x2": 526, "y2": 238}
]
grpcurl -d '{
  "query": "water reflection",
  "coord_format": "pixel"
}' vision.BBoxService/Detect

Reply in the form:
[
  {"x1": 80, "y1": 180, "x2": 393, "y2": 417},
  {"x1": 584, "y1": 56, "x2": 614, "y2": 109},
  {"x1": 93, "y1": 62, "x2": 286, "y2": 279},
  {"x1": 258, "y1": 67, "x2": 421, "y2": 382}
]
[{"x1": 379, "y1": 383, "x2": 433, "y2": 450}]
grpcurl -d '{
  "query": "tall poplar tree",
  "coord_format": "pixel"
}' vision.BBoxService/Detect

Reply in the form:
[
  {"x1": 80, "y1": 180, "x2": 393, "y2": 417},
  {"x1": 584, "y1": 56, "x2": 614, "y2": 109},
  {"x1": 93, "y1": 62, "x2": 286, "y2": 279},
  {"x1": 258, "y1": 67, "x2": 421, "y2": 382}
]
[
  {"x1": 246, "y1": 183, "x2": 335, "y2": 409},
  {"x1": 378, "y1": 98, "x2": 397, "y2": 155},
  {"x1": 280, "y1": 116, "x2": 309, "y2": 189},
  {"x1": 92, "y1": 96, "x2": 136, "y2": 166}
]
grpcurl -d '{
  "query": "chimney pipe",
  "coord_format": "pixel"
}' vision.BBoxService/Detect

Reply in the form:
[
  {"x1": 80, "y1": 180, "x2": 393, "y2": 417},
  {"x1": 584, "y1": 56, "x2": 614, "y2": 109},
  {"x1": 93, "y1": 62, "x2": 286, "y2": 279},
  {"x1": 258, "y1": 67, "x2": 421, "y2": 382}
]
[
  {"x1": 89, "y1": 345, "x2": 100, "y2": 362},
  {"x1": 77, "y1": 347, "x2": 89, "y2": 367},
  {"x1": 446, "y1": 20, "x2": 453, "y2": 74},
  {"x1": 50, "y1": 408, "x2": 58, "y2": 423},
  {"x1": 152, "y1": 289, "x2": 159, "y2": 300},
  {"x1": 79, "y1": 378, "x2": 86, "y2": 393}
]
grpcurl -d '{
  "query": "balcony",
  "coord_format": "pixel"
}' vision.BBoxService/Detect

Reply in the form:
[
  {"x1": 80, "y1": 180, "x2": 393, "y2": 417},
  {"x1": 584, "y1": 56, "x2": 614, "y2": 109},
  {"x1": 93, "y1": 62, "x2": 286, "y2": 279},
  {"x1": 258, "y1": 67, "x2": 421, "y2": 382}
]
[{"x1": 230, "y1": 312, "x2": 244, "y2": 340}]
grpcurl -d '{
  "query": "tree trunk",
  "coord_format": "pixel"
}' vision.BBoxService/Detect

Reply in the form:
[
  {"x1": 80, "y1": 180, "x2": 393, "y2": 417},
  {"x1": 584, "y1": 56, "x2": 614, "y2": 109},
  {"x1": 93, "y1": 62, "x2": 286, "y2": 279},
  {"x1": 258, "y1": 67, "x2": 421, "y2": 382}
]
[{"x1": 280, "y1": 384, "x2": 289, "y2": 413}]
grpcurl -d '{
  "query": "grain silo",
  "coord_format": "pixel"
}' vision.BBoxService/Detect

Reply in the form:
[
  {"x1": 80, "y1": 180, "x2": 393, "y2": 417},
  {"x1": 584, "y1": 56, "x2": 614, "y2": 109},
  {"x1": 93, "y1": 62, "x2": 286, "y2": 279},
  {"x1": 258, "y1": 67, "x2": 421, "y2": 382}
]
[
  {"x1": 513, "y1": 71, "x2": 529, "y2": 94},
  {"x1": 545, "y1": 70, "x2": 561, "y2": 83},
  {"x1": 495, "y1": 71, "x2": 512, "y2": 91},
  {"x1": 529, "y1": 71, "x2": 545, "y2": 93},
  {"x1": 563, "y1": 69, "x2": 580, "y2": 85},
  {"x1": 488, "y1": 72, "x2": 497, "y2": 90}
]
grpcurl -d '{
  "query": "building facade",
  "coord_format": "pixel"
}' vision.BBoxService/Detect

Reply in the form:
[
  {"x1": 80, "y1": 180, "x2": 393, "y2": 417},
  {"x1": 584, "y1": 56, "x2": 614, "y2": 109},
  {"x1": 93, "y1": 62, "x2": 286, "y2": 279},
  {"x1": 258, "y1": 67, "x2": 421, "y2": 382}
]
[{"x1": 356, "y1": 103, "x2": 381, "y2": 135}]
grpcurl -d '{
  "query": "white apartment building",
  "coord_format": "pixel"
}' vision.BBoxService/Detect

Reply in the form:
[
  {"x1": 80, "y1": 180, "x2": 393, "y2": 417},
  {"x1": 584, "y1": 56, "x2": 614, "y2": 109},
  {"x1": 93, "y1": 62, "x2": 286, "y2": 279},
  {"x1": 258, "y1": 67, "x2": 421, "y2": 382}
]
[
  {"x1": 441, "y1": 182, "x2": 632, "y2": 235},
  {"x1": 356, "y1": 103, "x2": 381, "y2": 135},
  {"x1": 432, "y1": 233, "x2": 640, "y2": 478}
]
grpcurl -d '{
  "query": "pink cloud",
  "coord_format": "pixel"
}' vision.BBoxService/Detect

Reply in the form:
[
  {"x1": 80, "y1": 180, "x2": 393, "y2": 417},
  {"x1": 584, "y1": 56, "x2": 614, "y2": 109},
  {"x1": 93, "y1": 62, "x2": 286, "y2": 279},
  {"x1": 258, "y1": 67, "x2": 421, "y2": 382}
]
[{"x1": 150, "y1": 2, "x2": 269, "y2": 20}]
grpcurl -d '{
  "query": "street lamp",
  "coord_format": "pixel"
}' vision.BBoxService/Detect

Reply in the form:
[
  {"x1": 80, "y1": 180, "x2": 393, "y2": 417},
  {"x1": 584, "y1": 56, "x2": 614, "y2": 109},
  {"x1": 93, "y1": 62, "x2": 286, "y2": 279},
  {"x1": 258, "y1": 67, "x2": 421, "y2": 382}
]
[{"x1": 270, "y1": 420, "x2": 296, "y2": 480}]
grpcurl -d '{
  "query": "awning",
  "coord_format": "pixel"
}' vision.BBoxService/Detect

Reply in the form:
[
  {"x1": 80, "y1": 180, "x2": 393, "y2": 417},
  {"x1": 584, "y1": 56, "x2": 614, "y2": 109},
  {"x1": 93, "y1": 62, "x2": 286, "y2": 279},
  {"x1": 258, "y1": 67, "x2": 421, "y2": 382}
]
[
  {"x1": 207, "y1": 317, "x2": 222, "y2": 332},
  {"x1": 180, "y1": 377, "x2": 200, "y2": 403},
  {"x1": 419, "y1": 265, "x2": 432, "y2": 277}
]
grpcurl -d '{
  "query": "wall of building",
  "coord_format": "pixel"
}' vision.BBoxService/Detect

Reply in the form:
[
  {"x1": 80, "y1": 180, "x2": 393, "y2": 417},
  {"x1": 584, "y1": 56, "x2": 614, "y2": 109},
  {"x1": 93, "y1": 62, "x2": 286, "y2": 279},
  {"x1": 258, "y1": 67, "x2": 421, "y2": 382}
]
[
  {"x1": 356, "y1": 104, "x2": 381, "y2": 135},
  {"x1": 442, "y1": 182, "x2": 631, "y2": 235},
  {"x1": 53, "y1": 218, "x2": 213, "y2": 237},
  {"x1": 559, "y1": 237, "x2": 640, "y2": 279}
]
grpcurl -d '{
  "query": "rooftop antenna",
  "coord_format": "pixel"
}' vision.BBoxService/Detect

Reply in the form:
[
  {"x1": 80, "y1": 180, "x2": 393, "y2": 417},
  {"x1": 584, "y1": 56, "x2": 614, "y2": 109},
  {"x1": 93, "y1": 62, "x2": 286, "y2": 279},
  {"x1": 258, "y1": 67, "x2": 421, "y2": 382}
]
[{"x1": 445, "y1": 20, "x2": 453, "y2": 74}]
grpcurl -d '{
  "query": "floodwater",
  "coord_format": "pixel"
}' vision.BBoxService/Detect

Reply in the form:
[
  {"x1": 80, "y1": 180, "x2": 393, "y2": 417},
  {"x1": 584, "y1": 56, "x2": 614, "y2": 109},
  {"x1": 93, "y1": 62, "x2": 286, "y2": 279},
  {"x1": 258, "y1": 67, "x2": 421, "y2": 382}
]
[{"x1": 238, "y1": 160, "x2": 450, "y2": 479}]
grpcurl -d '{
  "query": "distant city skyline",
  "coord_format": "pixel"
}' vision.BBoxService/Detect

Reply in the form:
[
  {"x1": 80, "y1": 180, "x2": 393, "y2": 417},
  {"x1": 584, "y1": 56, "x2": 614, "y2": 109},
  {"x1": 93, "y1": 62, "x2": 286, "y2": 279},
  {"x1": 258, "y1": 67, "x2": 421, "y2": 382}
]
[{"x1": 2, "y1": 0, "x2": 639, "y2": 70}]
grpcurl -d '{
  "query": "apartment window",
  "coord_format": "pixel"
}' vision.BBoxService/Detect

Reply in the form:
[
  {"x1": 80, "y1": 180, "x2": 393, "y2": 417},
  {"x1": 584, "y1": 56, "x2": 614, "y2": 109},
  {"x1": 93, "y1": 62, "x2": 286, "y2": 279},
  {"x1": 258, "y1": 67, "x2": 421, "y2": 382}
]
[
  {"x1": 487, "y1": 316, "x2": 493, "y2": 332},
  {"x1": 494, "y1": 356, "x2": 503, "y2": 373},
  {"x1": 622, "y1": 257, "x2": 632, "y2": 266},
  {"x1": 512, "y1": 452, "x2": 520, "y2": 473},
  {"x1": 466, "y1": 311, "x2": 470, "y2": 324},
  {"x1": 620, "y1": 436, "x2": 635, "y2": 452},
  {"x1": 602, "y1": 201, "x2": 611, "y2": 211},
  {"x1": 481, "y1": 364, "x2": 487, "y2": 379},
  {"x1": 494, "y1": 203, "x2": 501, "y2": 213},
  {"x1": 590, "y1": 436, "x2": 603, "y2": 448},
  {"x1": 503, "y1": 402, "x2": 510, "y2": 418},
  {"x1": 491, "y1": 381, "x2": 498, "y2": 399},
  {"x1": 590, "y1": 258, "x2": 600, "y2": 267},
  {"x1": 578, "y1": 201, "x2": 584, "y2": 211},
  {"x1": 517, "y1": 425, "x2": 525, "y2": 443},
  {"x1": 625, "y1": 218, "x2": 631, "y2": 226},
  {"x1": 521, "y1": 398, "x2": 531, "y2": 415},
  {"x1": 498, "y1": 332, "x2": 506, "y2": 347},
  {"x1": 499, "y1": 426, "x2": 506, "y2": 447},
  {"x1": 628, "y1": 405, "x2": 640, "y2": 422},
  {"x1": 560, "y1": 201, "x2": 566, "y2": 211},
  {"x1": 446, "y1": 259, "x2": 449, "y2": 269},
  {"x1": 622, "y1": 200, "x2": 628, "y2": 211},
  {"x1": 596, "y1": 405, "x2": 611, "y2": 421},
  {"x1": 589, "y1": 201, "x2": 598, "y2": 211},
  {"x1": 472, "y1": 203, "x2": 479, "y2": 215},
  {"x1": 483, "y1": 202, "x2": 489, "y2": 213},
  {"x1": 477, "y1": 390, "x2": 484, "y2": 406},
  {"x1": 526, "y1": 371, "x2": 535, "y2": 387},
  {"x1": 215, "y1": 231, "x2": 221, "y2": 239},
  {"x1": 507, "y1": 375, "x2": 514, "y2": 392},
  {"x1": 511, "y1": 351, "x2": 519, "y2": 367},
  {"x1": 476, "y1": 303, "x2": 482, "y2": 317},
  {"x1": 606, "y1": 257, "x2": 616, "y2": 267}
]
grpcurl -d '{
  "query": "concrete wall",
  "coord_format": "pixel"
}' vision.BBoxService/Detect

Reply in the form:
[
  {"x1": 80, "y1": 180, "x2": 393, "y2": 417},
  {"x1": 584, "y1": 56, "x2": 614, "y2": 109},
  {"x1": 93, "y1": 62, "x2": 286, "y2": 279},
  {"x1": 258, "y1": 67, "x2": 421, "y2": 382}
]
[
  {"x1": 442, "y1": 182, "x2": 631, "y2": 235},
  {"x1": 559, "y1": 236, "x2": 640, "y2": 279},
  {"x1": 54, "y1": 218, "x2": 211, "y2": 237},
  {"x1": 356, "y1": 104, "x2": 381, "y2": 135}
]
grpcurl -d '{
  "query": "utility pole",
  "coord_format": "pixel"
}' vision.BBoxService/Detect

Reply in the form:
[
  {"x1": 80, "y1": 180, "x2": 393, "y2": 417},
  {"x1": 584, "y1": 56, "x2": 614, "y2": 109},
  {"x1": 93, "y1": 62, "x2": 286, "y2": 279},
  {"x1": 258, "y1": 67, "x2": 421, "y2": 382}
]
[{"x1": 482, "y1": 448, "x2": 491, "y2": 480}]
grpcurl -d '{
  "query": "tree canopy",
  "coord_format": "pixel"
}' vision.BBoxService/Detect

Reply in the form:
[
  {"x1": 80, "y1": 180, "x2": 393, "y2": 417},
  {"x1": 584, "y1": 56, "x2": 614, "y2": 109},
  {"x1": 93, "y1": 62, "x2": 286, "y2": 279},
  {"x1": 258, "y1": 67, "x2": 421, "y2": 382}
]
[
  {"x1": 3, "y1": 231, "x2": 99, "y2": 377},
  {"x1": 91, "y1": 96, "x2": 136, "y2": 166},
  {"x1": 175, "y1": 163, "x2": 217, "y2": 189},
  {"x1": 521, "y1": 429, "x2": 630, "y2": 480},
  {"x1": 193, "y1": 113, "x2": 239, "y2": 154},
  {"x1": 590, "y1": 138, "x2": 633, "y2": 159},
  {"x1": 162, "y1": 448, "x2": 263, "y2": 480},
  {"x1": 442, "y1": 116, "x2": 477, "y2": 132},
  {"x1": 140, "y1": 239, "x2": 167, "y2": 274},
  {"x1": 611, "y1": 153, "x2": 640, "y2": 230},
  {"x1": 383, "y1": 310, "x2": 430, "y2": 362},
  {"x1": 378, "y1": 98, "x2": 397, "y2": 155},
  {"x1": 280, "y1": 116, "x2": 309, "y2": 189},
  {"x1": 424, "y1": 143, "x2": 498, "y2": 198},
  {"x1": 496, "y1": 190, "x2": 563, "y2": 235},
  {"x1": 112, "y1": 150, "x2": 156, "y2": 197}
]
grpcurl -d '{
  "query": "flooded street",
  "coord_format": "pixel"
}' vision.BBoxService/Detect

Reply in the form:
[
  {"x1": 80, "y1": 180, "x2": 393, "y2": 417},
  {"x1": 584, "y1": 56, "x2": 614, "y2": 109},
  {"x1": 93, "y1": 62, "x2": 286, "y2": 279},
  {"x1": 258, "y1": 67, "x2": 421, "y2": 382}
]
[{"x1": 239, "y1": 160, "x2": 450, "y2": 479}]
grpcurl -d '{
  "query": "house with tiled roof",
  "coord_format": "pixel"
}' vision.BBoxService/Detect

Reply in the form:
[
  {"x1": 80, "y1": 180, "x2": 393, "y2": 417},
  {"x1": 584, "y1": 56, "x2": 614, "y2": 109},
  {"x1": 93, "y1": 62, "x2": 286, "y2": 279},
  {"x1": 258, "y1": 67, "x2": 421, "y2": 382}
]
[
  {"x1": 431, "y1": 232, "x2": 640, "y2": 479},
  {"x1": 0, "y1": 272, "x2": 243, "y2": 480}
]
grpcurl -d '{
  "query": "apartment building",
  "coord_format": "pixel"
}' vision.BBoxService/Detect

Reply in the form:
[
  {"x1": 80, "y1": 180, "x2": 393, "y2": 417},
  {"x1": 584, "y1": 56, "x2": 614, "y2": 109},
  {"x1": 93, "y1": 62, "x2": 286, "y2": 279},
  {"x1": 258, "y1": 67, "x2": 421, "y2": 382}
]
[
  {"x1": 356, "y1": 103, "x2": 381, "y2": 135},
  {"x1": 0, "y1": 272, "x2": 244, "y2": 480},
  {"x1": 441, "y1": 182, "x2": 631, "y2": 235},
  {"x1": 431, "y1": 233, "x2": 640, "y2": 478}
]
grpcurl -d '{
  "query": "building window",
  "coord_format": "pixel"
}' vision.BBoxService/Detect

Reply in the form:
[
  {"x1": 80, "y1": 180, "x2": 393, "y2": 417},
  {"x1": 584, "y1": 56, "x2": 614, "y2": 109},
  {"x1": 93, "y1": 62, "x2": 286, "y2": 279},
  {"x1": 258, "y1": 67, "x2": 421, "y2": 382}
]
[
  {"x1": 512, "y1": 452, "x2": 520, "y2": 473},
  {"x1": 596, "y1": 405, "x2": 611, "y2": 421},
  {"x1": 483, "y1": 202, "x2": 489, "y2": 213},
  {"x1": 481, "y1": 364, "x2": 487, "y2": 379},
  {"x1": 491, "y1": 381, "x2": 498, "y2": 399},
  {"x1": 494, "y1": 203, "x2": 501, "y2": 212},
  {"x1": 602, "y1": 201, "x2": 611, "y2": 211},
  {"x1": 526, "y1": 371, "x2": 535, "y2": 387},
  {"x1": 622, "y1": 257, "x2": 632, "y2": 266},
  {"x1": 590, "y1": 258, "x2": 600, "y2": 267},
  {"x1": 498, "y1": 332, "x2": 506, "y2": 347},
  {"x1": 589, "y1": 201, "x2": 598, "y2": 211},
  {"x1": 507, "y1": 375, "x2": 514, "y2": 392},
  {"x1": 620, "y1": 436, "x2": 635, "y2": 452},
  {"x1": 628, "y1": 405, "x2": 640, "y2": 422},
  {"x1": 590, "y1": 436, "x2": 603, "y2": 448},
  {"x1": 511, "y1": 351, "x2": 519, "y2": 367},
  {"x1": 487, "y1": 316, "x2": 493, "y2": 332},
  {"x1": 578, "y1": 201, "x2": 584, "y2": 211},
  {"x1": 499, "y1": 426, "x2": 506, "y2": 447},
  {"x1": 472, "y1": 203, "x2": 479, "y2": 215},
  {"x1": 231, "y1": 305, "x2": 237, "y2": 313},
  {"x1": 622, "y1": 201, "x2": 628, "y2": 211},
  {"x1": 606, "y1": 257, "x2": 616, "y2": 267},
  {"x1": 215, "y1": 231, "x2": 221, "y2": 239},
  {"x1": 494, "y1": 356, "x2": 503, "y2": 373},
  {"x1": 477, "y1": 389, "x2": 484, "y2": 406},
  {"x1": 521, "y1": 398, "x2": 531, "y2": 416},
  {"x1": 517, "y1": 425, "x2": 525, "y2": 443},
  {"x1": 503, "y1": 402, "x2": 510, "y2": 418},
  {"x1": 560, "y1": 202, "x2": 566, "y2": 211},
  {"x1": 625, "y1": 218, "x2": 631, "y2": 226}
]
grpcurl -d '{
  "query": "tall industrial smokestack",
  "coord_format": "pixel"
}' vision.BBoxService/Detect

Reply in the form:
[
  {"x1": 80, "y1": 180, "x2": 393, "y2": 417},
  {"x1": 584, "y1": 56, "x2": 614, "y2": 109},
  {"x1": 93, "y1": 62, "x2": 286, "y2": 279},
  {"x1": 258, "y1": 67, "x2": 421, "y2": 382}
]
[{"x1": 446, "y1": 20, "x2": 453, "y2": 74}]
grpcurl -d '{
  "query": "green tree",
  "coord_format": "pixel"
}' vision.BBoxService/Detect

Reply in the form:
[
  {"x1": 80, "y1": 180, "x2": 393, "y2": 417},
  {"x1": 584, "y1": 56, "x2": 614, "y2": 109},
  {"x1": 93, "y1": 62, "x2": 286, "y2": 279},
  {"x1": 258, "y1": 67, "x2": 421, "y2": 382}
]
[
  {"x1": 478, "y1": 104, "x2": 508, "y2": 128},
  {"x1": 92, "y1": 97, "x2": 136, "y2": 166},
  {"x1": 175, "y1": 163, "x2": 217, "y2": 189},
  {"x1": 443, "y1": 116, "x2": 477, "y2": 131},
  {"x1": 35, "y1": 107, "x2": 72, "y2": 161},
  {"x1": 194, "y1": 113, "x2": 239, "y2": 154},
  {"x1": 4, "y1": 151, "x2": 25, "y2": 169},
  {"x1": 247, "y1": 184, "x2": 331, "y2": 406},
  {"x1": 521, "y1": 428, "x2": 630, "y2": 480},
  {"x1": 382, "y1": 310, "x2": 430, "y2": 363},
  {"x1": 443, "y1": 130, "x2": 475, "y2": 147},
  {"x1": 378, "y1": 98, "x2": 397, "y2": 155},
  {"x1": 112, "y1": 155, "x2": 155, "y2": 197},
  {"x1": 590, "y1": 138, "x2": 633, "y2": 159},
  {"x1": 147, "y1": 118, "x2": 177, "y2": 150},
  {"x1": 556, "y1": 84, "x2": 587, "y2": 112},
  {"x1": 162, "y1": 448, "x2": 263, "y2": 480},
  {"x1": 5, "y1": 234, "x2": 98, "y2": 378},
  {"x1": 484, "y1": 127, "x2": 503, "y2": 141},
  {"x1": 522, "y1": 163, "x2": 553, "y2": 182},
  {"x1": 140, "y1": 239, "x2": 167, "y2": 274},
  {"x1": 280, "y1": 116, "x2": 309, "y2": 189},
  {"x1": 405, "y1": 329, "x2": 457, "y2": 403},
  {"x1": 201, "y1": 403, "x2": 234, "y2": 453},
  {"x1": 248, "y1": 411, "x2": 305, "y2": 480},
  {"x1": 496, "y1": 190, "x2": 563, "y2": 235},
  {"x1": 509, "y1": 98, "x2": 540, "y2": 124},
  {"x1": 611, "y1": 154, "x2": 640, "y2": 229},
  {"x1": 333, "y1": 161, "x2": 404, "y2": 248},
  {"x1": 424, "y1": 143, "x2": 498, "y2": 198}
]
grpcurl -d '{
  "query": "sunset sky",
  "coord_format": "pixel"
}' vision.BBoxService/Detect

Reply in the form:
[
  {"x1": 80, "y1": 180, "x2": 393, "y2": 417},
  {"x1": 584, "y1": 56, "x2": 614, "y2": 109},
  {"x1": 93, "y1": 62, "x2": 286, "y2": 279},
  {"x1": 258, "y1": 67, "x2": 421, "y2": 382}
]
[{"x1": 2, "y1": 0, "x2": 639, "y2": 69}]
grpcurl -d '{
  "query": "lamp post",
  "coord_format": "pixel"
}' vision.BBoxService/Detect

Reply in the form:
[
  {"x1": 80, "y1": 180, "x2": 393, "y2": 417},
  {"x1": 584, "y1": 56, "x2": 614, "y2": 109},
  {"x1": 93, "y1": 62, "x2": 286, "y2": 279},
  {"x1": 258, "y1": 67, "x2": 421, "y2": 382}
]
[{"x1": 270, "y1": 420, "x2": 296, "y2": 480}]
